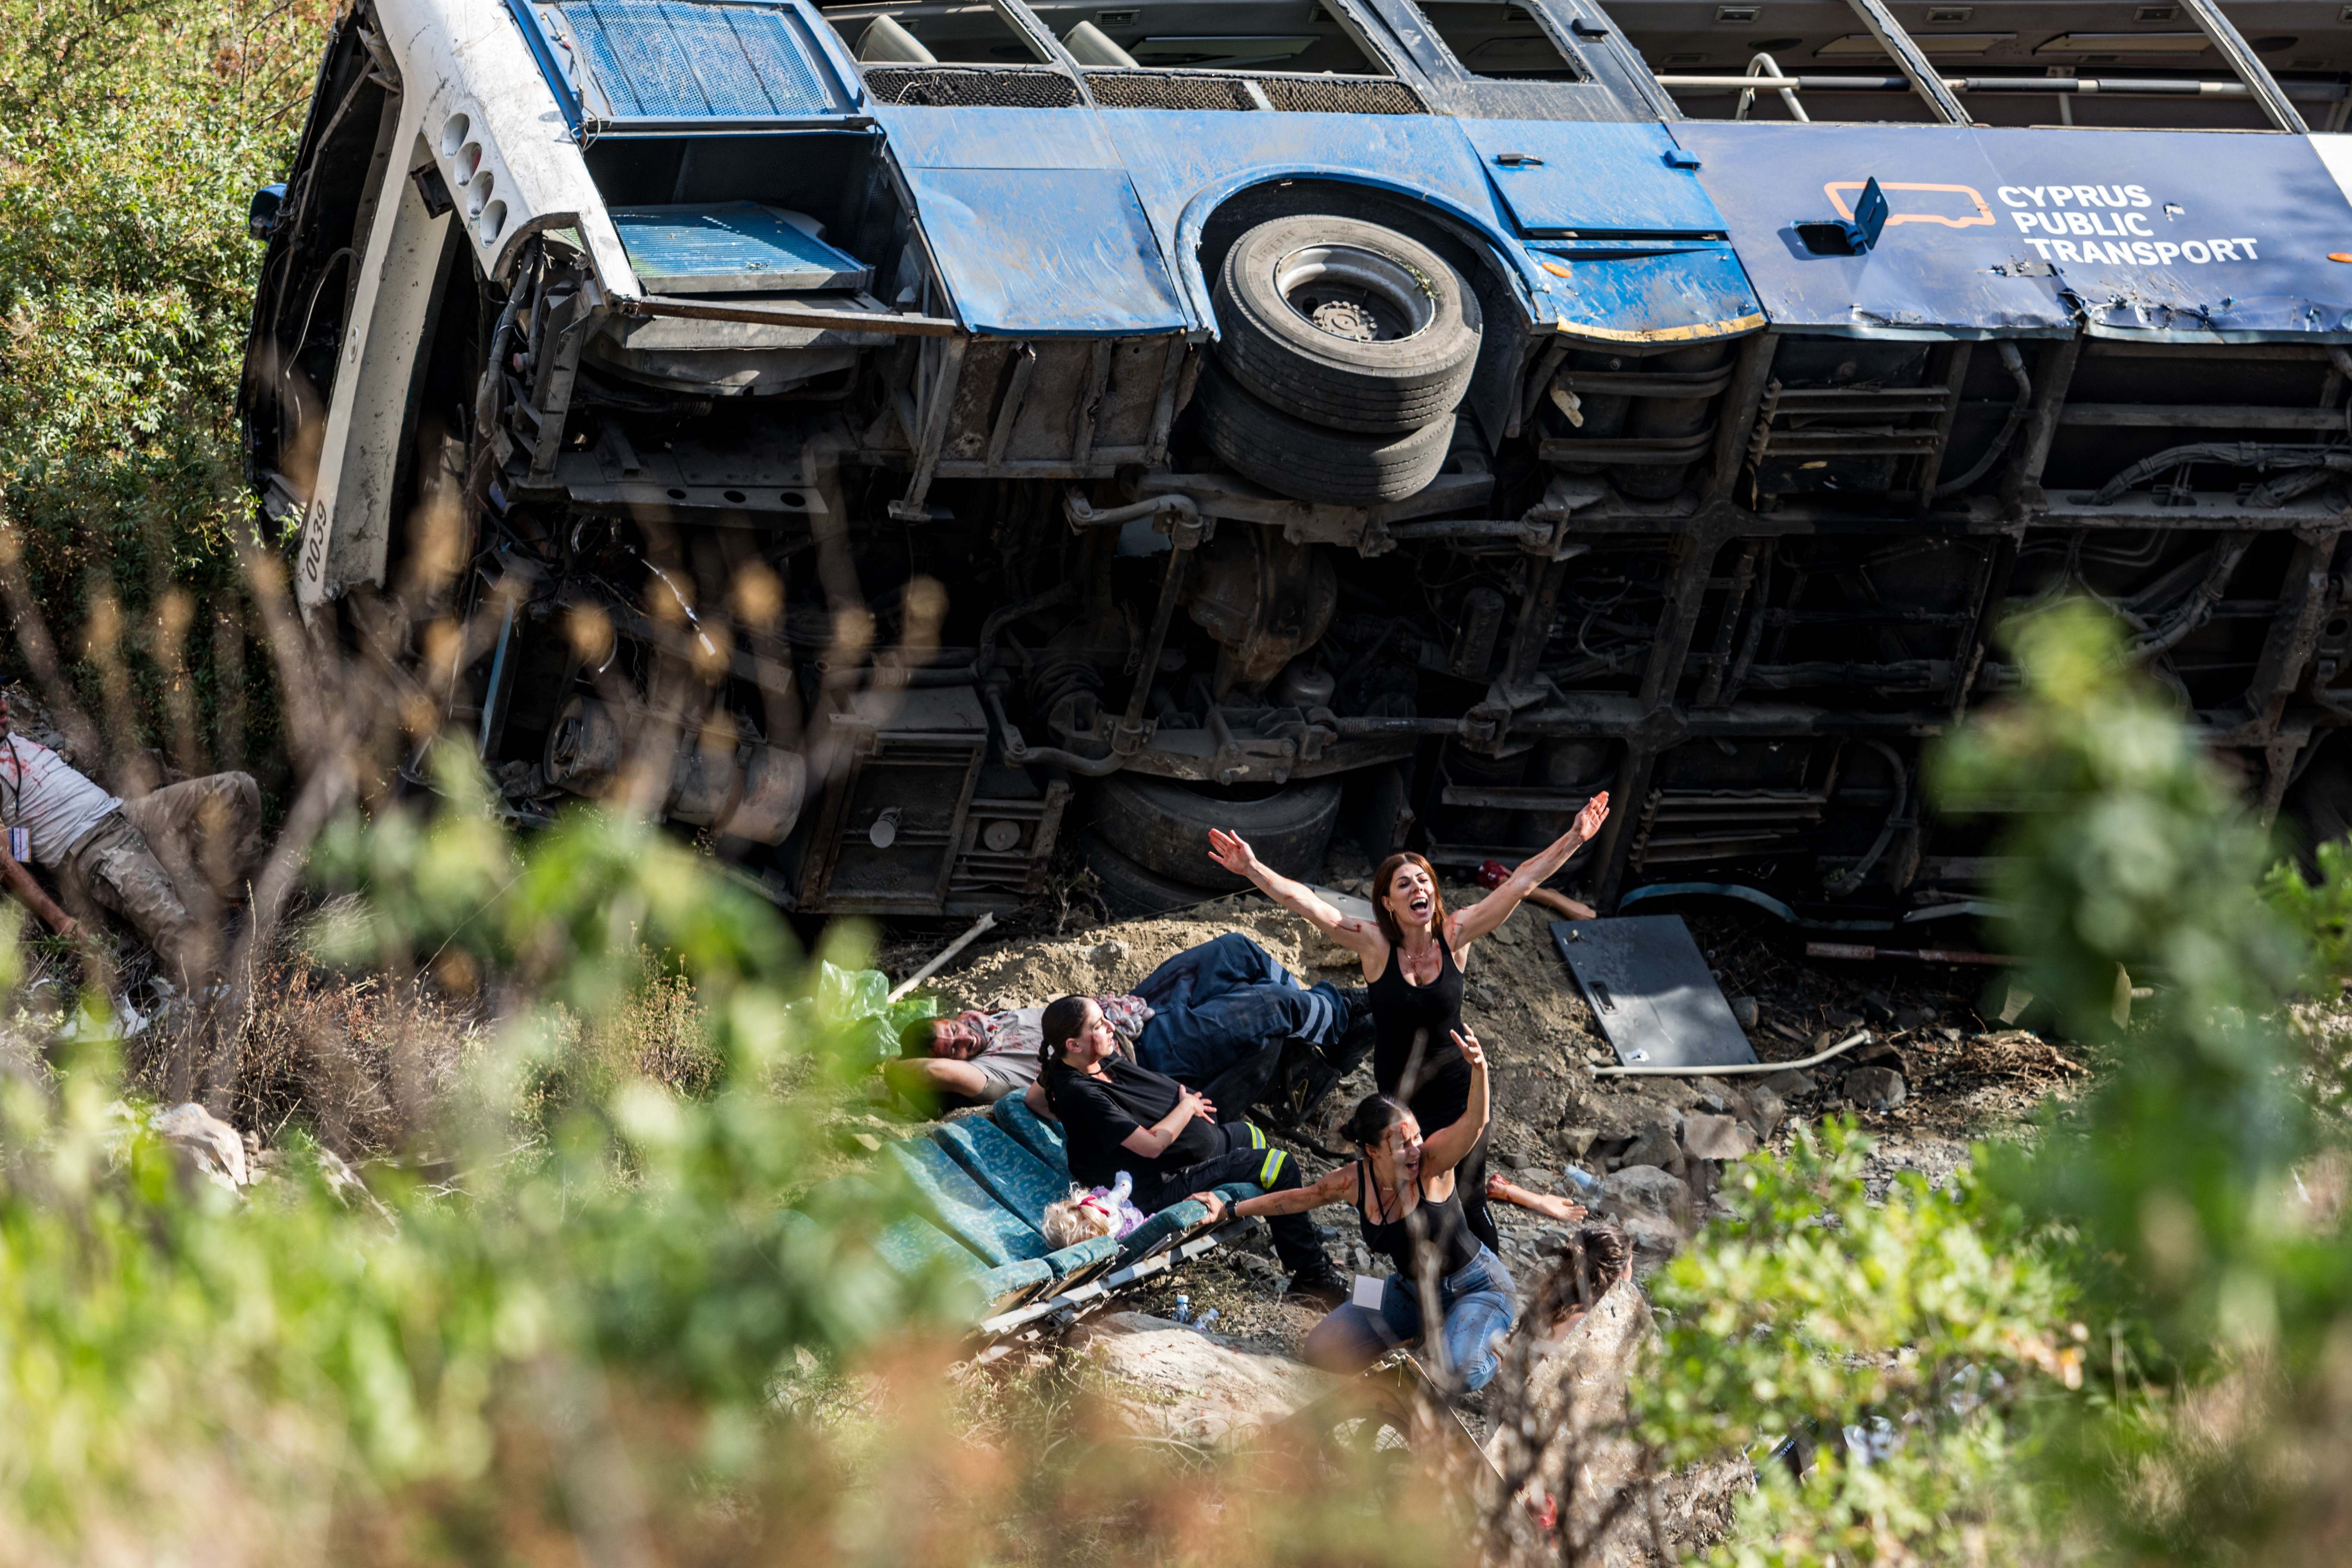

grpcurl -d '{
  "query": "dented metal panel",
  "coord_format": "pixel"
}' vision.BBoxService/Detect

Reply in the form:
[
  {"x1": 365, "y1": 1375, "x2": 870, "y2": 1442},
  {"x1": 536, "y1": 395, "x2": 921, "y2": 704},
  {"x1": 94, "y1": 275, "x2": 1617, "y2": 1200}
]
[
  {"x1": 1457, "y1": 118, "x2": 1724, "y2": 237},
  {"x1": 1528, "y1": 244, "x2": 1762, "y2": 344},
  {"x1": 894, "y1": 164, "x2": 1187, "y2": 336},
  {"x1": 1675, "y1": 121, "x2": 2352, "y2": 342}
]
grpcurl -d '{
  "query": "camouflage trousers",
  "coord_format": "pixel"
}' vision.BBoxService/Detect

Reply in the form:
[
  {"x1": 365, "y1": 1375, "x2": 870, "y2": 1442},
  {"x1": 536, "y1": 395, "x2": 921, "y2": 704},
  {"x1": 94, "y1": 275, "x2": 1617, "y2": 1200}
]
[{"x1": 59, "y1": 773, "x2": 266, "y2": 986}]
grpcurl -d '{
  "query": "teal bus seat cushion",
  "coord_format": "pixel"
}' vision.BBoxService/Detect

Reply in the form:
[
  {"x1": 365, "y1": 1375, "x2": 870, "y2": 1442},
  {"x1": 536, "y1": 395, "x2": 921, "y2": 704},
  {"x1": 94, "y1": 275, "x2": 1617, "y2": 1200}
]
[
  {"x1": 933, "y1": 1117, "x2": 1071, "y2": 1230},
  {"x1": 886, "y1": 1139, "x2": 1049, "y2": 1269},
  {"x1": 990, "y1": 1094, "x2": 1070, "y2": 1178}
]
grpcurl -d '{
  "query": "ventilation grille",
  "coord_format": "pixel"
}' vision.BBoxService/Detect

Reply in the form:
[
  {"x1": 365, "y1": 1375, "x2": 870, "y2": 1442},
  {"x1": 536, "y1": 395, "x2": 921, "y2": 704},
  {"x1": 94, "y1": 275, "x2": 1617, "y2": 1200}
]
[
  {"x1": 860, "y1": 64, "x2": 1082, "y2": 108},
  {"x1": 1082, "y1": 69, "x2": 1257, "y2": 110},
  {"x1": 1260, "y1": 74, "x2": 1425, "y2": 114},
  {"x1": 1080, "y1": 69, "x2": 1425, "y2": 114},
  {"x1": 559, "y1": 0, "x2": 833, "y2": 118}
]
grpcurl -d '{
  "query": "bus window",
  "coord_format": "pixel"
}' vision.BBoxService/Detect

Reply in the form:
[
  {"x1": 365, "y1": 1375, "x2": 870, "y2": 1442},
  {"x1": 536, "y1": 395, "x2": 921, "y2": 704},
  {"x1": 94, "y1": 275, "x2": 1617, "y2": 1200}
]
[
  {"x1": 1021, "y1": 1, "x2": 1390, "y2": 75},
  {"x1": 1413, "y1": 0, "x2": 1586, "y2": 80},
  {"x1": 819, "y1": 4, "x2": 1051, "y2": 66}
]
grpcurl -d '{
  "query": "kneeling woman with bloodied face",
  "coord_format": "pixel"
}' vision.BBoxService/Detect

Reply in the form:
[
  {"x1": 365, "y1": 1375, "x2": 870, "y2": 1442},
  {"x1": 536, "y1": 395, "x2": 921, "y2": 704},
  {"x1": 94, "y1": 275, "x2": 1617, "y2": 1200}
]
[{"x1": 1201, "y1": 1025, "x2": 1516, "y2": 1393}]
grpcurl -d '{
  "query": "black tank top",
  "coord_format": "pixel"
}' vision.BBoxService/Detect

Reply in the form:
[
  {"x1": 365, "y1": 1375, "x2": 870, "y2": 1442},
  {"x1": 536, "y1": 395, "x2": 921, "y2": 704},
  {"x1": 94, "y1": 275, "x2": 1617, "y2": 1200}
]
[
  {"x1": 1369, "y1": 937, "x2": 1470, "y2": 1122},
  {"x1": 1355, "y1": 1159, "x2": 1480, "y2": 1277}
]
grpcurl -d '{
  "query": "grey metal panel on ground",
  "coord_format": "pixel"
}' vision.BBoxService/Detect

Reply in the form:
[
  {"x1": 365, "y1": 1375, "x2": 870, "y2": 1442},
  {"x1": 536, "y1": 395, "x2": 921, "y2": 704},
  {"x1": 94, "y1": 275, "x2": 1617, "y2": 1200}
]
[{"x1": 1549, "y1": 916, "x2": 1758, "y2": 1070}]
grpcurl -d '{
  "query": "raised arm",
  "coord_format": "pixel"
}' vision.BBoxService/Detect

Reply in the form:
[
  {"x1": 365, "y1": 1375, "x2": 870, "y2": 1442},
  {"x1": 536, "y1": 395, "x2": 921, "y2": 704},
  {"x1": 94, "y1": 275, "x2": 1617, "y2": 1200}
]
[
  {"x1": 1421, "y1": 1028, "x2": 1491, "y2": 1178},
  {"x1": 1206, "y1": 828, "x2": 1385, "y2": 956},
  {"x1": 1451, "y1": 792, "x2": 1609, "y2": 945}
]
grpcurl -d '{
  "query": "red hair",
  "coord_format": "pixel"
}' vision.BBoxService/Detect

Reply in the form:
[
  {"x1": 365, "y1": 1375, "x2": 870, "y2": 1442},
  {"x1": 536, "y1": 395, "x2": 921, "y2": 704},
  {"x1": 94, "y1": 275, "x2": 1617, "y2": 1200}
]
[{"x1": 1371, "y1": 851, "x2": 1447, "y2": 948}]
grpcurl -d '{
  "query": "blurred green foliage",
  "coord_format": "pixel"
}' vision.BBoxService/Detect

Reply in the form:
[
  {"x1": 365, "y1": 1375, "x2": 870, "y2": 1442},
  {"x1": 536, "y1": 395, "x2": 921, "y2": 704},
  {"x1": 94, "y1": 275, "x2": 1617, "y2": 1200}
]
[
  {"x1": 1638, "y1": 1124, "x2": 2075, "y2": 1565},
  {"x1": 1638, "y1": 601, "x2": 2352, "y2": 1565},
  {"x1": 0, "y1": 749, "x2": 975, "y2": 1560},
  {"x1": 0, "y1": 0, "x2": 316, "y2": 768}
]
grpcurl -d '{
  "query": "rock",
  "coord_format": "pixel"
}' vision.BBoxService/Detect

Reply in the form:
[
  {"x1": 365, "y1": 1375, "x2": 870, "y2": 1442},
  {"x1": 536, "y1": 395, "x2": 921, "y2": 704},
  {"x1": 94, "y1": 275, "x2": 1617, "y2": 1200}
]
[
  {"x1": 1618, "y1": 1118, "x2": 1683, "y2": 1173},
  {"x1": 1679, "y1": 1112, "x2": 1757, "y2": 1162},
  {"x1": 1073, "y1": 1312, "x2": 1340, "y2": 1444},
  {"x1": 1599, "y1": 1163, "x2": 1687, "y2": 1221},
  {"x1": 1728, "y1": 995, "x2": 1760, "y2": 1030},
  {"x1": 1825, "y1": 1009, "x2": 1862, "y2": 1029},
  {"x1": 1561, "y1": 1091, "x2": 1639, "y2": 1141},
  {"x1": 1894, "y1": 1004, "x2": 1939, "y2": 1031},
  {"x1": 1638, "y1": 1077, "x2": 1703, "y2": 1112},
  {"x1": 1501, "y1": 1149, "x2": 1529, "y2": 1170},
  {"x1": 1092, "y1": 939, "x2": 1130, "y2": 965},
  {"x1": 1861, "y1": 990, "x2": 1896, "y2": 1024},
  {"x1": 1745, "y1": 1086, "x2": 1787, "y2": 1139},
  {"x1": 152, "y1": 1101, "x2": 248, "y2": 1193},
  {"x1": 1691, "y1": 1076, "x2": 1736, "y2": 1115},
  {"x1": 1480, "y1": 1279, "x2": 1747, "y2": 1563},
  {"x1": 1841, "y1": 1064, "x2": 1908, "y2": 1112},
  {"x1": 1760, "y1": 1067, "x2": 1815, "y2": 1099},
  {"x1": 1555, "y1": 1125, "x2": 1600, "y2": 1158},
  {"x1": 1465, "y1": 981, "x2": 1499, "y2": 1010},
  {"x1": 1616, "y1": 1206, "x2": 1688, "y2": 1262}
]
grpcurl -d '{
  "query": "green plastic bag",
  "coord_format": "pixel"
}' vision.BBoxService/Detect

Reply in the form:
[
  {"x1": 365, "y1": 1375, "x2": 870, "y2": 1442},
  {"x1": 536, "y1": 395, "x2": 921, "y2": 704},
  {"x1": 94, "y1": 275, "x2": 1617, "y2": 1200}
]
[{"x1": 800, "y1": 961, "x2": 940, "y2": 1060}]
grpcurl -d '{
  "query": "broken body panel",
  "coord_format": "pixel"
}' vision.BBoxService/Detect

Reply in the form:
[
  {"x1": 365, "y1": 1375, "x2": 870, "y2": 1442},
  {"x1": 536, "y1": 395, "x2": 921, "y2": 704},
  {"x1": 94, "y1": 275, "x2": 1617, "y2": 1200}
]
[{"x1": 242, "y1": 0, "x2": 2352, "y2": 923}]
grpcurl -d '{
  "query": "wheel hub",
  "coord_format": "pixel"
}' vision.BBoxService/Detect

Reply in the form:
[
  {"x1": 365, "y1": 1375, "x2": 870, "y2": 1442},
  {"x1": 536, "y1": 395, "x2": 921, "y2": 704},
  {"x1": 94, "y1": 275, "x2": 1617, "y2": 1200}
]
[
  {"x1": 1303, "y1": 294, "x2": 1381, "y2": 341},
  {"x1": 1273, "y1": 242, "x2": 1435, "y2": 344}
]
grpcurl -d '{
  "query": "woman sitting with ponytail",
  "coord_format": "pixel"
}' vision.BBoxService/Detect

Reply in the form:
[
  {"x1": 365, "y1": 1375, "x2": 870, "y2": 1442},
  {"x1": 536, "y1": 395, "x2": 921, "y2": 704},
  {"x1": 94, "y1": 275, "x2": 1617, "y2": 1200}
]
[
  {"x1": 1200, "y1": 1024, "x2": 1514, "y2": 1393},
  {"x1": 1034, "y1": 994, "x2": 1350, "y2": 1306}
]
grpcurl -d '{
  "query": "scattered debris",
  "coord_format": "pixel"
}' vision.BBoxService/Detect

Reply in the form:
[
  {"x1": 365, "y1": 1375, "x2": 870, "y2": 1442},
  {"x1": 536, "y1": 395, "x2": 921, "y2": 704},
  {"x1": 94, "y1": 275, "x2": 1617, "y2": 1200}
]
[
  {"x1": 1806, "y1": 940, "x2": 2022, "y2": 967},
  {"x1": 886, "y1": 911, "x2": 998, "y2": 1002}
]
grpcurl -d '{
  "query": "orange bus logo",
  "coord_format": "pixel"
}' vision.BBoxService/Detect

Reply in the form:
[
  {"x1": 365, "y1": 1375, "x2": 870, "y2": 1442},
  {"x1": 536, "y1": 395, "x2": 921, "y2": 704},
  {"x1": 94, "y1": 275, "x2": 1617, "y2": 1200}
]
[{"x1": 1824, "y1": 181, "x2": 1996, "y2": 229}]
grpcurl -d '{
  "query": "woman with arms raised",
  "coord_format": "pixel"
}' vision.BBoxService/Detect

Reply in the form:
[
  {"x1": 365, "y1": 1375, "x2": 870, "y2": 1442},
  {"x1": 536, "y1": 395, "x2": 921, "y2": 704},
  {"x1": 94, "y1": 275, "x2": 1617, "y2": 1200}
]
[
  {"x1": 1203, "y1": 1025, "x2": 1512, "y2": 1391},
  {"x1": 1207, "y1": 791, "x2": 1608, "y2": 1253}
]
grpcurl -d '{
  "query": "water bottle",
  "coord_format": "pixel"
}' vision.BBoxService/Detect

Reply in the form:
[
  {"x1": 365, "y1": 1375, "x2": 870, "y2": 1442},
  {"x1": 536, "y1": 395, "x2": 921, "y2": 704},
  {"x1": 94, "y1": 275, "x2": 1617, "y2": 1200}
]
[
  {"x1": 1171, "y1": 1293, "x2": 1192, "y2": 1326},
  {"x1": 1562, "y1": 1165, "x2": 1601, "y2": 1198},
  {"x1": 1194, "y1": 1308, "x2": 1221, "y2": 1333}
]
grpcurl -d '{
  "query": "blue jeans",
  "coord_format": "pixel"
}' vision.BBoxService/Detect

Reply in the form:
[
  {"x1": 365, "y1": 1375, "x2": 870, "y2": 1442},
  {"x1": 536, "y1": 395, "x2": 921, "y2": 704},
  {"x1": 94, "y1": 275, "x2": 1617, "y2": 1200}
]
[
  {"x1": 1302, "y1": 1245, "x2": 1518, "y2": 1393},
  {"x1": 1132, "y1": 933, "x2": 1346, "y2": 1086}
]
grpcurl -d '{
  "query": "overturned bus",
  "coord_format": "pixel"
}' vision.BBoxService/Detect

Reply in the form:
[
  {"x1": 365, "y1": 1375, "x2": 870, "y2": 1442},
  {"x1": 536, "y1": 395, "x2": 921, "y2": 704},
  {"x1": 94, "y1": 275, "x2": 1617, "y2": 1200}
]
[{"x1": 243, "y1": 0, "x2": 2352, "y2": 924}]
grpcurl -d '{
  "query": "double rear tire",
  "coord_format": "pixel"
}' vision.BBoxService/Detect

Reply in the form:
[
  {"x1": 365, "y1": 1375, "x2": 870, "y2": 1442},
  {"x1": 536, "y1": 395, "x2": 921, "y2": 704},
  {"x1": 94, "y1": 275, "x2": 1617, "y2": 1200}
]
[{"x1": 1198, "y1": 213, "x2": 1479, "y2": 505}]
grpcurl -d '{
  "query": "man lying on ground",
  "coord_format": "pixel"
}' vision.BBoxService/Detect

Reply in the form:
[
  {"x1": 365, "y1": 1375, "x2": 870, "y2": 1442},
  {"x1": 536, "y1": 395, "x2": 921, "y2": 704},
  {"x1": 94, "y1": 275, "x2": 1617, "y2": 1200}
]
[
  {"x1": 886, "y1": 932, "x2": 1367, "y2": 1118},
  {"x1": 0, "y1": 688, "x2": 265, "y2": 988}
]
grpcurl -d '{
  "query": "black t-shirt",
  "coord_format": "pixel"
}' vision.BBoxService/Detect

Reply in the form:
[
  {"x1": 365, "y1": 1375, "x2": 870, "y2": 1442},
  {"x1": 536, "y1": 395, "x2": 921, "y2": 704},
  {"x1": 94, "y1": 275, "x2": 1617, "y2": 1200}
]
[{"x1": 1045, "y1": 1057, "x2": 1221, "y2": 1189}]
